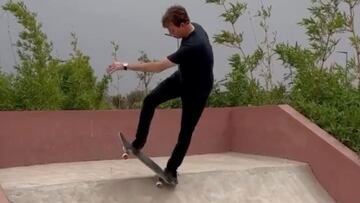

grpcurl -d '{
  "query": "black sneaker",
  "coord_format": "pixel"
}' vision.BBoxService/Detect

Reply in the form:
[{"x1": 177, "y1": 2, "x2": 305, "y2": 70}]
[
  {"x1": 164, "y1": 168, "x2": 178, "y2": 185},
  {"x1": 131, "y1": 145, "x2": 141, "y2": 155},
  {"x1": 130, "y1": 141, "x2": 142, "y2": 155}
]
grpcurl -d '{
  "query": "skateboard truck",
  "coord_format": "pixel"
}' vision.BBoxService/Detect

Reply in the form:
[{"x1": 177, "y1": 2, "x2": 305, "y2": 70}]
[
  {"x1": 121, "y1": 147, "x2": 129, "y2": 159},
  {"x1": 121, "y1": 146, "x2": 138, "y2": 160}
]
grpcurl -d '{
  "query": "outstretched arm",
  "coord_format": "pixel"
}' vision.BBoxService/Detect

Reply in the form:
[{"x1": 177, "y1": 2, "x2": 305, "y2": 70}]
[{"x1": 107, "y1": 58, "x2": 175, "y2": 74}]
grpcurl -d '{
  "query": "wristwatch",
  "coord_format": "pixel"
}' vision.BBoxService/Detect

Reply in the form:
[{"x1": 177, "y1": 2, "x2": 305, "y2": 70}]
[{"x1": 123, "y1": 63, "x2": 128, "y2": 70}]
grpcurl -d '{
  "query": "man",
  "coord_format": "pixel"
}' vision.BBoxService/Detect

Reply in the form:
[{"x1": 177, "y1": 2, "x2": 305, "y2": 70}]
[{"x1": 107, "y1": 5, "x2": 214, "y2": 184}]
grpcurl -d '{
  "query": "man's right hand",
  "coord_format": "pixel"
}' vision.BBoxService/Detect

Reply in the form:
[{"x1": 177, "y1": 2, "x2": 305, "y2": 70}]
[{"x1": 107, "y1": 61, "x2": 125, "y2": 74}]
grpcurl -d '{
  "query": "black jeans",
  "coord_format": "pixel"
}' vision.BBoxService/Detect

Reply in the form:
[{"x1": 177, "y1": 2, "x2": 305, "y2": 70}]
[{"x1": 132, "y1": 72, "x2": 211, "y2": 173}]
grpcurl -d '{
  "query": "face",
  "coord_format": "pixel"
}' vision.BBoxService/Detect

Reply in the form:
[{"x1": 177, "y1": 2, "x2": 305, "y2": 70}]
[{"x1": 166, "y1": 22, "x2": 185, "y2": 39}]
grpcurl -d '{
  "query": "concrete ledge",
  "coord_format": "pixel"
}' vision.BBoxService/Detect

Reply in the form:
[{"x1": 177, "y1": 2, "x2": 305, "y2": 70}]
[{"x1": 0, "y1": 153, "x2": 334, "y2": 203}]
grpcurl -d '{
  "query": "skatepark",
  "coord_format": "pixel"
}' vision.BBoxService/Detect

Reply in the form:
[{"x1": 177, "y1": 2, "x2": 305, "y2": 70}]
[{"x1": 0, "y1": 105, "x2": 359, "y2": 202}]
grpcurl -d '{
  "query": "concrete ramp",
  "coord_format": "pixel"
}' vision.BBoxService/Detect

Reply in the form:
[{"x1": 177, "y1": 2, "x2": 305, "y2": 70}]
[{"x1": 0, "y1": 153, "x2": 335, "y2": 203}]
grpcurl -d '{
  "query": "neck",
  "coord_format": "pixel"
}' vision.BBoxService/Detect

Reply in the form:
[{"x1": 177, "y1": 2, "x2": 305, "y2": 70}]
[{"x1": 183, "y1": 23, "x2": 195, "y2": 38}]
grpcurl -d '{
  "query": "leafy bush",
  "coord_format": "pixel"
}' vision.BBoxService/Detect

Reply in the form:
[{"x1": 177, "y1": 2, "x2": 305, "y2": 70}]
[{"x1": 2, "y1": 1, "x2": 110, "y2": 110}]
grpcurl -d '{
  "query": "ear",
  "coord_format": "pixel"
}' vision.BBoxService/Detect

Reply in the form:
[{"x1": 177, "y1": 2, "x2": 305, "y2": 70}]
[{"x1": 180, "y1": 22, "x2": 187, "y2": 28}]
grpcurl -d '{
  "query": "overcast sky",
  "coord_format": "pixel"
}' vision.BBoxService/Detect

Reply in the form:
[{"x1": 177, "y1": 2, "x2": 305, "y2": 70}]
[{"x1": 1, "y1": 0, "x2": 355, "y2": 95}]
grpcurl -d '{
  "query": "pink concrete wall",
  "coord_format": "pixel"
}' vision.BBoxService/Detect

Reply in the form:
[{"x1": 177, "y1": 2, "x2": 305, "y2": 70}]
[
  {"x1": 230, "y1": 105, "x2": 360, "y2": 203},
  {"x1": 0, "y1": 106, "x2": 359, "y2": 202},
  {"x1": 0, "y1": 108, "x2": 229, "y2": 168},
  {"x1": 0, "y1": 110, "x2": 138, "y2": 168}
]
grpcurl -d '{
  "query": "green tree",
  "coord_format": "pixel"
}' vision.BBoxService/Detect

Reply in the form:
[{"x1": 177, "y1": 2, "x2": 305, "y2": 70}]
[
  {"x1": 3, "y1": 1, "x2": 63, "y2": 110},
  {"x1": 299, "y1": 0, "x2": 346, "y2": 69},
  {"x1": 342, "y1": 0, "x2": 360, "y2": 84},
  {"x1": 206, "y1": 0, "x2": 285, "y2": 106},
  {"x1": 3, "y1": 1, "x2": 110, "y2": 110},
  {"x1": 95, "y1": 74, "x2": 112, "y2": 109},
  {"x1": 111, "y1": 94, "x2": 127, "y2": 109},
  {"x1": 275, "y1": 0, "x2": 360, "y2": 153},
  {"x1": 126, "y1": 90, "x2": 145, "y2": 109},
  {"x1": 0, "y1": 70, "x2": 15, "y2": 110},
  {"x1": 109, "y1": 41, "x2": 122, "y2": 108},
  {"x1": 136, "y1": 51, "x2": 155, "y2": 96},
  {"x1": 58, "y1": 33, "x2": 110, "y2": 110}
]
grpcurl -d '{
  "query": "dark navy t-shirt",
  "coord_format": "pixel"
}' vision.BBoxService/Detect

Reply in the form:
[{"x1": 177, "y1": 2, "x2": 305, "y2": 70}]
[{"x1": 167, "y1": 23, "x2": 214, "y2": 96}]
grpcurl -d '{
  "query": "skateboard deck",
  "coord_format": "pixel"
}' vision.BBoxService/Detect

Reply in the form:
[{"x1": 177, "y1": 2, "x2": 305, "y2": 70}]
[{"x1": 117, "y1": 132, "x2": 176, "y2": 187}]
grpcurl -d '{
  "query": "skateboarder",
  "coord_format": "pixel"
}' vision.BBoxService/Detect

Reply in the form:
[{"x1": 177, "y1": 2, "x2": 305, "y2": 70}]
[{"x1": 107, "y1": 5, "x2": 214, "y2": 184}]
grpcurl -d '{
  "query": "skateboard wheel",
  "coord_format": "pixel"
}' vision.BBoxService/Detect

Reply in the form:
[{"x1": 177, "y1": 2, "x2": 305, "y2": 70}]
[
  {"x1": 122, "y1": 153, "x2": 129, "y2": 159},
  {"x1": 156, "y1": 181, "x2": 163, "y2": 188}
]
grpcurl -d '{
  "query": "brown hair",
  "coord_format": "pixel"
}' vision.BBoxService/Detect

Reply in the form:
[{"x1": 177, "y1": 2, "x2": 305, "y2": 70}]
[{"x1": 162, "y1": 5, "x2": 190, "y2": 27}]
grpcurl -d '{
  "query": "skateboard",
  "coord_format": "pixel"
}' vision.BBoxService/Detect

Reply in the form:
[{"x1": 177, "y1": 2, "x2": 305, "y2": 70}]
[{"x1": 117, "y1": 132, "x2": 177, "y2": 187}]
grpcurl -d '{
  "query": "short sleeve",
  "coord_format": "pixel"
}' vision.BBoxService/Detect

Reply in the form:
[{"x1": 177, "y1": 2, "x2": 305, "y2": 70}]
[{"x1": 167, "y1": 44, "x2": 192, "y2": 65}]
